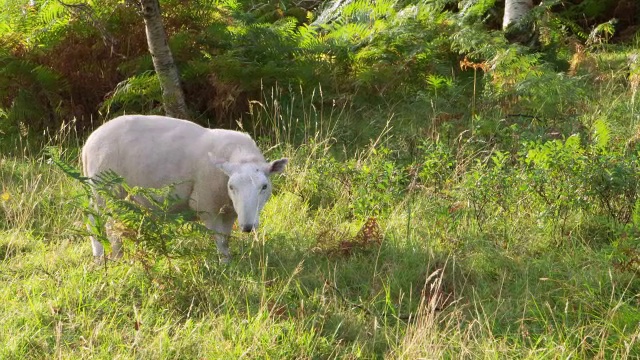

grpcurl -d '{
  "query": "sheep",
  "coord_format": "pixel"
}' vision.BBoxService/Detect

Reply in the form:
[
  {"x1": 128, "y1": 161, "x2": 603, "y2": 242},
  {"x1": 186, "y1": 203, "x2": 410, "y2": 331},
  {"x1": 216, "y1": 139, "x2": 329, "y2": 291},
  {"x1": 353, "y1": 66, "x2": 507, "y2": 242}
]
[{"x1": 81, "y1": 114, "x2": 288, "y2": 263}]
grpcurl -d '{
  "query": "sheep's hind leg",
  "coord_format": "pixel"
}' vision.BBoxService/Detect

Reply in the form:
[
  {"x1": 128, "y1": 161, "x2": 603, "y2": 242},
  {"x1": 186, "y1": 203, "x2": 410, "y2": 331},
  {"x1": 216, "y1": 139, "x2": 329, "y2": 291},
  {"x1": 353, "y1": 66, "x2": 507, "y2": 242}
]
[
  {"x1": 87, "y1": 210, "x2": 123, "y2": 261},
  {"x1": 88, "y1": 213, "x2": 105, "y2": 259}
]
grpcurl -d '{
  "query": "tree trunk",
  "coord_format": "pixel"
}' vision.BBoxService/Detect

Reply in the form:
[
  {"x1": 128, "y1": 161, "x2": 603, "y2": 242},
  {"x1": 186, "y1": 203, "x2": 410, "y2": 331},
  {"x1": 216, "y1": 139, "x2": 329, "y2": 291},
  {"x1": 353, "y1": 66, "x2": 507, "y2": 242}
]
[
  {"x1": 311, "y1": 0, "x2": 355, "y2": 27},
  {"x1": 503, "y1": 0, "x2": 532, "y2": 30},
  {"x1": 139, "y1": 0, "x2": 189, "y2": 119},
  {"x1": 502, "y1": 0, "x2": 533, "y2": 30},
  {"x1": 502, "y1": 0, "x2": 533, "y2": 44}
]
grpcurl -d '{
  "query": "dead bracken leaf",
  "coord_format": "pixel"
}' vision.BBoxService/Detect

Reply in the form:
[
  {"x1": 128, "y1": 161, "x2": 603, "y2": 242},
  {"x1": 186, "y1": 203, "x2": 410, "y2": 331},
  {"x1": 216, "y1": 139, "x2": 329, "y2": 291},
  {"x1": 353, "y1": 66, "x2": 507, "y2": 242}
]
[
  {"x1": 460, "y1": 57, "x2": 489, "y2": 72},
  {"x1": 314, "y1": 217, "x2": 383, "y2": 257},
  {"x1": 338, "y1": 217, "x2": 383, "y2": 256},
  {"x1": 448, "y1": 201, "x2": 465, "y2": 213},
  {"x1": 267, "y1": 300, "x2": 288, "y2": 320},
  {"x1": 353, "y1": 217, "x2": 383, "y2": 247}
]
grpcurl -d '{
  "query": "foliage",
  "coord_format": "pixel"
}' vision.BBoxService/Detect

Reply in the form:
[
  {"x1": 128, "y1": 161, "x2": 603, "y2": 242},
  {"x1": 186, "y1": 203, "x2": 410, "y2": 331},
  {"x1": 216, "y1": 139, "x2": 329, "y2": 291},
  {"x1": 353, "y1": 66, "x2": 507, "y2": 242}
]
[
  {"x1": 48, "y1": 151, "x2": 214, "y2": 265},
  {"x1": 0, "y1": 53, "x2": 70, "y2": 134},
  {"x1": 101, "y1": 71, "x2": 163, "y2": 116},
  {"x1": 1, "y1": 0, "x2": 637, "y2": 131},
  {"x1": 298, "y1": 146, "x2": 410, "y2": 218},
  {"x1": 525, "y1": 120, "x2": 639, "y2": 226},
  {"x1": 610, "y1": 199, "x2": 640, "y2": 275},
  {"x1": 416, "y1": 139, "x2": 457, "y2": 190},
  {"x1": 4, "y1": 113, "x2": 640, "y2": 356}
]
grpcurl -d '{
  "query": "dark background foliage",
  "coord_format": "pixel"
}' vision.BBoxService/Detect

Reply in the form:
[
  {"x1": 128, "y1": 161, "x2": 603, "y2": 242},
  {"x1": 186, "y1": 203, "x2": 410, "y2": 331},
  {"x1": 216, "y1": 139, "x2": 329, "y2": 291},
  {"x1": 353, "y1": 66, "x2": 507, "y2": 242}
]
[{"x1": 0, "y1": 0, "x2": 637, "y2": 135}]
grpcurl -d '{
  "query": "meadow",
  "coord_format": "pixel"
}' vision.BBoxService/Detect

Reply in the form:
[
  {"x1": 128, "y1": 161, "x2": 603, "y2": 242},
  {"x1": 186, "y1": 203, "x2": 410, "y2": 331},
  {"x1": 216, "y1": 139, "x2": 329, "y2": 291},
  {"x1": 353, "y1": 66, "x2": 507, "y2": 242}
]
[
  {"x1": 2, "y1": 0, "x2": 640, "y2": 358},
  {"x1": 2, "y1": 65, "x2": 640, "y2": 358}
]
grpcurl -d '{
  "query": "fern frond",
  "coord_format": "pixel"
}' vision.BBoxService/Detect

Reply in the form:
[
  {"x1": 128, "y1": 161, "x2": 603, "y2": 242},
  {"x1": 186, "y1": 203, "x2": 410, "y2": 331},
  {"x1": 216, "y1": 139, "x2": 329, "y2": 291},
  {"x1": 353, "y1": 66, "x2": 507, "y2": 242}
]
[
  {"x1": 91, "y1": 170, "x2": 125, "y2": 189},
  {"x1": 46, "y1": 146, "x2": 88, "y2": 183},
  {"x1": 458, "y1": 0, "x2": 497, "y2": 23},
  {"x1": 37, "y1": 1, "x2": 66, "y2": 26},
  {"x1": 592, "y1": 118, "x2": 611, "y2": 151},
  {"x1": 101, "y1": 71, "x2": 162, "y2": 114},
  {"x1": 32, "y1": 64, "x2": 69, "y2": 92}
]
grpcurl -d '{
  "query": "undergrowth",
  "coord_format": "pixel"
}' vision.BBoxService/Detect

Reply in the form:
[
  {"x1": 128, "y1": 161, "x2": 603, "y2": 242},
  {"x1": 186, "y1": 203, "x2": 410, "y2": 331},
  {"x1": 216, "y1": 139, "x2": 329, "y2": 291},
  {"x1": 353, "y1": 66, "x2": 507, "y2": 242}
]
[{"x1": 2, "y1": 77, "x2": 640, "y2": 357}]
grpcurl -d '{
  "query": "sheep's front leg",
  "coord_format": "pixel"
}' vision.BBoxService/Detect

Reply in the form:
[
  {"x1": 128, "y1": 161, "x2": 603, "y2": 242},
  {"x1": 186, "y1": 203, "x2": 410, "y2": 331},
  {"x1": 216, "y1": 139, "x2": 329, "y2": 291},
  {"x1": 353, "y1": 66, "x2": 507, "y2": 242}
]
[{"x1": 203, "y1": 214, "x2": 235, "y2": 263}]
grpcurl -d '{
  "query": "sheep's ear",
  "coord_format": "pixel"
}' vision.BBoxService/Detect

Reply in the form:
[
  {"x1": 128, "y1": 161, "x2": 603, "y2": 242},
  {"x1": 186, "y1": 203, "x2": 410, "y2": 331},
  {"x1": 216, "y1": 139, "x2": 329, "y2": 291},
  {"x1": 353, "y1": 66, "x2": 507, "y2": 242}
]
[
  {"x1": 208, "y1": 152, "x2": 235, "y2": 176},
  {"x1": 267, "y1": 158, "x2": 288, "y2": 175}
]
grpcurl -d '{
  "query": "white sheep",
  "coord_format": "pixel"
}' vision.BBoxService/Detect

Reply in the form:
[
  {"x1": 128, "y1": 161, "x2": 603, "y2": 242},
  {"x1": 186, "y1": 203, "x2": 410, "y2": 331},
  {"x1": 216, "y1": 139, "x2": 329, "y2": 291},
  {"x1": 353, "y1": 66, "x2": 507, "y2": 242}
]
[{"x1": 82, "y1": 114, "x2": 288, "y2": 262}]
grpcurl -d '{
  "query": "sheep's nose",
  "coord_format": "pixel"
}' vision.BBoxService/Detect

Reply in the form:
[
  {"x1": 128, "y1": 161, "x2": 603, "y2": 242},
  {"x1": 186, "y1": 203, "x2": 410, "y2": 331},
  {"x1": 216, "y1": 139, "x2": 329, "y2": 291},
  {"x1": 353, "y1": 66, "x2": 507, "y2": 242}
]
[{"x1": 241, "y1": 224, "x2": 255, "y2": 233}]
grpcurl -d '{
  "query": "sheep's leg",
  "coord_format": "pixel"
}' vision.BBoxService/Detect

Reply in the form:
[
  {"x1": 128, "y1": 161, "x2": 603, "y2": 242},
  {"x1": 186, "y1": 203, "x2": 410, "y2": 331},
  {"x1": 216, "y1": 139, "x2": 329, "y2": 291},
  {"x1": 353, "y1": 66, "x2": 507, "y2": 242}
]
[
  {"x1": 106, "y1": 219, "x2": 123, "y2": 259},
  {"x1": 87, "y1": 195, "x2": 107, "y2": 261},
  {"x1": 88, "y1": 213, "x2": 104, "y2": 258},
  {"x1": 203, "y1": 215, "x2": 234, "y2": 263},
  {"x1": 87, "y1": 194, "x2": 123, "y2": 260},
  {"x1": 89, "y1": 219, "x2": 122, "y2": 260}
]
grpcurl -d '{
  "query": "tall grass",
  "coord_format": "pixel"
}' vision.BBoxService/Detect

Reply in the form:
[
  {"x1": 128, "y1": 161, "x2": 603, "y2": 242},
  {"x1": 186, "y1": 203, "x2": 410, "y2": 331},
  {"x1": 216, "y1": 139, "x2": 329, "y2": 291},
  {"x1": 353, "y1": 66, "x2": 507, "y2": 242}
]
[{"x1": 2, "y1": 78, "x2": 640, "y2": 358}]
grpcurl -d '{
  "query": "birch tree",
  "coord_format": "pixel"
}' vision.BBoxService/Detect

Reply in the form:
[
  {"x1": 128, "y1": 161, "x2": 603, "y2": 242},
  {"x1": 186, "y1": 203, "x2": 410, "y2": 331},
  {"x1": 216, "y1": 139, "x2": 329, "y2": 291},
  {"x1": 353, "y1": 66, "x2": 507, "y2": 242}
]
[
  {"x1": 503, "y1": 0, "x2": 532, "y2": 31},
  {"x1": 503, "y1": 0, "x2": 533, "y2": 43},
  {"x1": 139, "y1": 0, "x2": 189, "y2": 119}
]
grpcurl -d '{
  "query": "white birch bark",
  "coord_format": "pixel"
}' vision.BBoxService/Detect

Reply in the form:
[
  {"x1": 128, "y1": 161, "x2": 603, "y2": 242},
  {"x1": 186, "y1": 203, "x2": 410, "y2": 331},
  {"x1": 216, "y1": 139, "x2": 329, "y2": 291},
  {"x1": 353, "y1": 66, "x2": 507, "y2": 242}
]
[
  {"x1": 140, "y1": 0, "x2": 189, "y2": 119},
  {"x1": 311, "y1": 0, "x2": 355, "y2": 27},
  {"x1": 503, "y1": 0, "x2": 533, "y2": 30}
]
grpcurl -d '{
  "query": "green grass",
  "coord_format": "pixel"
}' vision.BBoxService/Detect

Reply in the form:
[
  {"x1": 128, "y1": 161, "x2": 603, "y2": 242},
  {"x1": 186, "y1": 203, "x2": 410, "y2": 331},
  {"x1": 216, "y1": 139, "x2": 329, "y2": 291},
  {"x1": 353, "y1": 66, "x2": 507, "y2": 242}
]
[
  {"x1": 2, "y1": 52, "x2": 640, "y2": 358},
  {"x1": 2, "y1": 128, "x2": 640, "y2": 359}
]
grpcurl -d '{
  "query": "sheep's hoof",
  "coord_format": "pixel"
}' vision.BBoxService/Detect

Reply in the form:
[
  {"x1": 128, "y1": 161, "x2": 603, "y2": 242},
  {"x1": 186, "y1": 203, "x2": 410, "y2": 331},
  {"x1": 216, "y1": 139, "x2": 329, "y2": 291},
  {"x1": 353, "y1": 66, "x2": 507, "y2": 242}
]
[
  {"x1": 220, "y1": 255, "x2": 231, "y2": 265},
  {"x1": 93, "y1": 255, "x2": 107, "y2": 266},
  {"x1": 109, "y1": 252, "x2": 124, "y2": 261}
]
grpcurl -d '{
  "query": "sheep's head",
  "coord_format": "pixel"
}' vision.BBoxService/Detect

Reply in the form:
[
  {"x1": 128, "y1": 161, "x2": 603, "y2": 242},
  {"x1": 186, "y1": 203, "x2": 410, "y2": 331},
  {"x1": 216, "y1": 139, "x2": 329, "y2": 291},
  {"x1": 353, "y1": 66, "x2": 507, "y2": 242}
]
[{"x1": 210, "y1": 154, "x2": 288, "y2": 231}]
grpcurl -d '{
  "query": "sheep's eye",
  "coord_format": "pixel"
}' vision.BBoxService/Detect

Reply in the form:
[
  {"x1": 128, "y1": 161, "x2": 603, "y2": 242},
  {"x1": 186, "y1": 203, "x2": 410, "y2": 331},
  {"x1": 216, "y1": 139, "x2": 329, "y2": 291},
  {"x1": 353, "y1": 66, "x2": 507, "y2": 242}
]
[
  {"x1": 229, "y1": 185, "x2": 235, "y2": 191},
  {"x1": 261, "y1": 184, "x2": 268, "y2": 191}
]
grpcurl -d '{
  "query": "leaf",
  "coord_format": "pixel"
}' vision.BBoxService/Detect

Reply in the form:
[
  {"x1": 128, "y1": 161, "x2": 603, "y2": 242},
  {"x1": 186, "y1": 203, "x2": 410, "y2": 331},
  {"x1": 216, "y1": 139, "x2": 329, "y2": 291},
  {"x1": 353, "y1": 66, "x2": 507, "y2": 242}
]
[
  {"x1": 45, "y1": 146, "x2": 89, "y2": 183},
  {"x1": 564, "y1": 134, "x2": 581, "y2": 150},
  {"x1": 592, "y1": 118, "x2": 610, "y2": 152}
]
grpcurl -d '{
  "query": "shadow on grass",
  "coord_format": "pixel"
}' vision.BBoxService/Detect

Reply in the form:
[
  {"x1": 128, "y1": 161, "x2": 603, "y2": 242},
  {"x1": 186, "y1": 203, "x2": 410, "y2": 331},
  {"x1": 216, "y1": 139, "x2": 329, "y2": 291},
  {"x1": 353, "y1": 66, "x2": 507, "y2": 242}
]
[
  {"x1": 75, "y1": 217, "x2": 640, "y2": 358},
  {"x1": 134, "y1": 230, "x2": 470, "y2": 356}
]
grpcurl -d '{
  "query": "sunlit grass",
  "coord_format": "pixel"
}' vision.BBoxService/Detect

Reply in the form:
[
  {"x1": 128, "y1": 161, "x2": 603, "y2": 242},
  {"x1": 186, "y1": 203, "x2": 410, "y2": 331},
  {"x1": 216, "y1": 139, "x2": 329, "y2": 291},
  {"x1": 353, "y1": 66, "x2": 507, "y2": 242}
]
[
  {"x1": 2, "y1": 76, "x2": 640, "y2": 358},
  {"x1": 2, "y1": 135, "x2": 639, "y2": 358}
]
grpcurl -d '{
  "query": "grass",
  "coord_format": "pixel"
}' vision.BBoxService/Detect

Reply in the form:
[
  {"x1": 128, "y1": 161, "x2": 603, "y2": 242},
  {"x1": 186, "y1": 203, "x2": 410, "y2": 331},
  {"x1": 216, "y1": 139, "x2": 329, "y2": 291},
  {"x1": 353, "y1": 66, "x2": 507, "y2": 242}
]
[
  {"x1": 2, "y1": 62, "x2": 640, "y2": 359},
  {"x1": 2, "y1": 134, "x2": 640, "y2": 359}
]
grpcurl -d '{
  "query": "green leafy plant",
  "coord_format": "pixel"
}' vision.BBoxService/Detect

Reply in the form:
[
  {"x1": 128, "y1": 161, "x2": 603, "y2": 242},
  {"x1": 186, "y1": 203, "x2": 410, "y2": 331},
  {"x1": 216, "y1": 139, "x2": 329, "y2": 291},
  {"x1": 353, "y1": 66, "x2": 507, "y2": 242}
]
[
  {"x1": 583, "y1": 119, "x2": 639, "y2": 223},
  {"x1": 416, "y1": 139, "x2": 456, "y2": 191},
  {"x1": 0, "y1": 54, "x2": 69, "y2": 134},
  {"x1": 609, "y1": 199, "x2": 640, "y2": 275},
  {"x1": 525, "y1": 134, "x2": 588, "y2": 236},
  {"x1": 348, "y1": 147, "x2": 409, "y2": 218},
  {"x1": 524, "y1": 119, "x2": 639, "y2": 238},
  {"x1": 298, "y1": 147, "x2": 409, "y2": 219},
  {"x1": 101, "y1": 71, "x2": 163, "y2": 117},
  {"x1": 49, "y1": 151, "x2": 214, "y2": 269}
]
